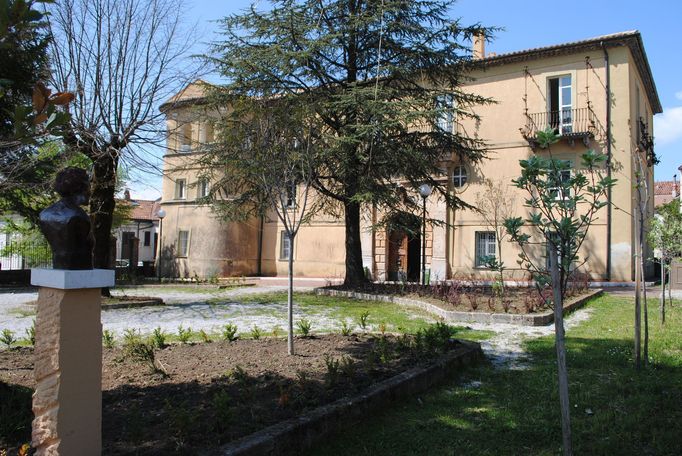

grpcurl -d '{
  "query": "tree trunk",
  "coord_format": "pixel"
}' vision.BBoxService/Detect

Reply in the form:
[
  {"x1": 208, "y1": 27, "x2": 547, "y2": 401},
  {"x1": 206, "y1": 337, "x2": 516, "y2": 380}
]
[
  {"x1": 660, "y1": 261, "x2": 666, "y2": 324},
  {"x1": 668, "y1": 263, "x2": 673, "y2": 307},
  {"x1": 549, "y1": 247, "x2": 573, "y2": 456},
  {"x1": 287, "y1": 232, "x2": 295, "y2": 356},
  {"x1": 343, "y1": 200, "x2": 367, "y2": 287},
  {"x1": 642, "y1": 253, "x2": 649, "y2": 367},
  {"x1": 90, "y1": 151, "x2": 118, "y2": 296},
  {"x1": 634, "y1": 211, "x2": 642, "y2": 370}
]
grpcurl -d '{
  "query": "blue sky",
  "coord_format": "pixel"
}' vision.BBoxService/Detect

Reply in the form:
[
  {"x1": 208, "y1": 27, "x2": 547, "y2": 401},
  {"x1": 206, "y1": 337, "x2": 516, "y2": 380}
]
[{"x1": 129, "y1": 0, "x2": 682, "y2": 199}]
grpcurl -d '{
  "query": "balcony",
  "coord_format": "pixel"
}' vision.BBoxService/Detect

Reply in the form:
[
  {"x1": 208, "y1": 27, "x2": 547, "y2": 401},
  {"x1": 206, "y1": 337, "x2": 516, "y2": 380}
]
[{"x1": 522, "y1": 108, "x2": 596, "y2": 148}]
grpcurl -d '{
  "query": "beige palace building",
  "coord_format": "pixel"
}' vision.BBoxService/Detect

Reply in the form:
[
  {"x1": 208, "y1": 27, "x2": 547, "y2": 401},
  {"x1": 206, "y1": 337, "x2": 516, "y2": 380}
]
[{"x1": 158, "y1": 31, "x2": 659, "y2": 283}]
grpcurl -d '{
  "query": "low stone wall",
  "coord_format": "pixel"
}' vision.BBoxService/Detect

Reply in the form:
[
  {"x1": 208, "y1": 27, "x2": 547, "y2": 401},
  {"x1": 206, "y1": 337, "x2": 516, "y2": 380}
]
[
  {"x1": 315, "y1": 288, "x2": 603, "y2": 327},
  {"x1": 217, "y1": 341, "x2": 482, "y2": 456}
]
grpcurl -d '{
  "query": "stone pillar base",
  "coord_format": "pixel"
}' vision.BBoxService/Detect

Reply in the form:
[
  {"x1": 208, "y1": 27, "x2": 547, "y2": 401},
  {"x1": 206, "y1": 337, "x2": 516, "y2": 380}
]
[{"x1": 31, "y1": 269, "x2": 113, "y2": 456}]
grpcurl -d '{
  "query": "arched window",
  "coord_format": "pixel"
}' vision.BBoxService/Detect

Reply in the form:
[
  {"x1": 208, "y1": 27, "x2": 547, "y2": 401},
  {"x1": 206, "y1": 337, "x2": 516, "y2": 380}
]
[{"x1": 452, "y1": 165, "x2": 468, "y2": 188}]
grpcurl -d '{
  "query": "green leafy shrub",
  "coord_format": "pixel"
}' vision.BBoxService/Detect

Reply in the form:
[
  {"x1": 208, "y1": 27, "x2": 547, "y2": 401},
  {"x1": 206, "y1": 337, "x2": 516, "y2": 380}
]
[
  {"x1": 177, "y1": 325, "x2": 192, "y2": 344},
  {"x1": 212, "y1": 389, "x2": 232, "y2": 430},
  {"x1": 340, "y1": 356, "x2": 356, "y2": 378},
  {"x1": 124, "y1": 339, "x2": 166, "y2": 376},
  {"x1": 123, "y1": 328, "x2": 141, "y2": 346},
  {"x1": 324, "y1": 354, "x2": 340, "y2": 386},
  {"x1": 250, "y1": 325, "x2": 262, "y2": 340},
  {"x1": 222, "y1": 324, "x2": 238, "y2": 342},
  {"x1": 199, "y1": 329, "x2": 212, "y2": 343},
  {"x1": 340, "y1": 320, "x2": 352, "y2": 336},
  {"x1": 25, "y1": 320, "x2": 35, "y2": 346},
  {"x1": 357, "y1": 311, "x2": 370, "y2": 330},
  {"x1": 102, "y1": 330, "x2": 116, "y2": 349},
  {"x1": 271, "y1": 325, "x2": 283, "y2": 338},
  {"x1": 1, "y1": 329, "x2": 17, "y2": 349},
  {"x1": 151, "y1": 327, "x2": 167, "y2": 349},
  {"x1": 297, "y1": 318, "x2": 312, "y2": 337}
]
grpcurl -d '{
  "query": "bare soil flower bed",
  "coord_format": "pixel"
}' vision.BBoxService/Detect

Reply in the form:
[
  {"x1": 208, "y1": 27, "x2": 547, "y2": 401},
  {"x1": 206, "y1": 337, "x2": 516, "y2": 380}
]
[
  {"x1": 0, "y1": 327, "x2": 470, "y2": 455},
  {"x1": 326, "y1": 278, "x2": 591, "y2": 314}
]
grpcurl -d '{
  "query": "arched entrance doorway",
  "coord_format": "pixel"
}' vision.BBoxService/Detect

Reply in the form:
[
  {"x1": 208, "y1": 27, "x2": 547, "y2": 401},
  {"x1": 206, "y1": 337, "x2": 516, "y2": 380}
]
[{"x1": 386, "y1": 213, "x2": 421, "y2": 282}]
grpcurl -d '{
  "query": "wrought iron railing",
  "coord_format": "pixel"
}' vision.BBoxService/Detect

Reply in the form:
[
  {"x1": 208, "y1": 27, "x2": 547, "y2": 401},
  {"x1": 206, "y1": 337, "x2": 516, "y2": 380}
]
[
  {"x1": 524, "y1": 108, "x2": 596, "y2": 138},
  {"x1": 0, "y1": 241, "x2": 52, "y2": 270}
]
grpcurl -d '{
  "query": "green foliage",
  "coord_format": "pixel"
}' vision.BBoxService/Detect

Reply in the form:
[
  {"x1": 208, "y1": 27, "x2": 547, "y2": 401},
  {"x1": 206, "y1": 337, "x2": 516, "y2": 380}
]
[
  {"x1": 151, "y1": 327, "x2": 167, "y2": 349},
  {"x1": 221, "y1": 323, "x2": 238, "y2": 342},
  {"x1": 24, "y1": 320, "x2": 35, "y2": 346},
  {"x1": 357, "y1": 311, "x2": 370, "y2": 330},
  {"x1": 339, "y1": 356, "x2": 356, "y2": 379},
  {"x1": 504, "y1": 127, "x2": 615, "y2": 300},
  {"x1": 323, "y1": 354, "x2": 340, "y2": 386},
  {"x1": 123, "y1": 328, "x2": 141, "y2": 346},
  {"x1": 198, "y1": 329, "x2": 212, "y2": 343},
  {"x1": 177, "y1": 325, "x2": 192, "y2": 344},
  {"x1": 297, "y1": 318, "x2": 312, "y2": 337},
  {"x1": 649, "y1": 199, "x2": 682, "y2": 262},
  {"x1": 1, "y1": 329, "x2": 16, "y2": 349},
  {"x1": 123, "y1": 338, "x2": 165, "y2": 376},
  {"x1": 212, "y1": 389, "x2": 232, "y2": 430},
  {"x1": 249, "y1": 325, "x2": 262, "y2": 340},
  {"x1": 340, "y1": 320, "x2": 352, "y2": 336},
  {"x1": 0, "y1": 381, "x2": 33, "y2": 447},
  {"x1": 102, "y1": 330, "x2": 115, "y2": 348},
  {"x1": 207, "y1": 0, "x2": 494, "y2": 284}
]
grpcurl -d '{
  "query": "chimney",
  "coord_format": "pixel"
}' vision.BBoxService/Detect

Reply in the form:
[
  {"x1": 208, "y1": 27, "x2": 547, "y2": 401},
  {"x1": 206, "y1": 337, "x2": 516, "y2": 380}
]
[
  {"x1": 473, "y1": 32, "x2": 485, "y2": 59},
  {"x1": 124, "y1": 189, "x2": 131, "y2": 200}
]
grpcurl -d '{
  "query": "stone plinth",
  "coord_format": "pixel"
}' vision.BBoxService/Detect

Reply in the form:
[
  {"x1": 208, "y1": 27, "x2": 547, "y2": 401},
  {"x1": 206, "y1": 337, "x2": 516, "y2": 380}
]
[{"x1": 30, "y1": 269, "x2": 114, "y2": 456}]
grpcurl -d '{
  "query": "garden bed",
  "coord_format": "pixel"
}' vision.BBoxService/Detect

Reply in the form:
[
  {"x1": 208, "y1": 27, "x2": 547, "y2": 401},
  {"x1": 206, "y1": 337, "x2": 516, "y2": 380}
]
[
  {"x1": 102, "y1": 295, "x2": 164, "y2": 309},
  {"x1": 317, "y1": 284, "x2": 601, "y2": 326},
  {"x1": 0, "y1": 326, "x2": 480, "y2": 455}
]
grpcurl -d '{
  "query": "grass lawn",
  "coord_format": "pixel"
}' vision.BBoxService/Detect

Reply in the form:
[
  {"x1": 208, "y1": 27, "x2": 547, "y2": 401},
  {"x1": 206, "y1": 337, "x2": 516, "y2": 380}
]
[{"x1": 307, "y1": 294, "x2": 682, "y2": 456}]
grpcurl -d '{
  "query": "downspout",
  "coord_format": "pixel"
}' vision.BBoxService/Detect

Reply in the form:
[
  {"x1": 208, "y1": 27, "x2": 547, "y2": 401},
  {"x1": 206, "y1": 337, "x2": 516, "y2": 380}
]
[
  {"x1": 256, "y1": 214, "x2": 264, "y2": 276},
  {"x1": 602, "y1": 42, "x2": 612, "y2": 281}
]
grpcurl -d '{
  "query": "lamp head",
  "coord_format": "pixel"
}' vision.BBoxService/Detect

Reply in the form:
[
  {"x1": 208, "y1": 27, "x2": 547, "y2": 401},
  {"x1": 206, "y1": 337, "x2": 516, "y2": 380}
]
[{"x1": 418, "y1": 183, "x2": 432, "y2": 199}]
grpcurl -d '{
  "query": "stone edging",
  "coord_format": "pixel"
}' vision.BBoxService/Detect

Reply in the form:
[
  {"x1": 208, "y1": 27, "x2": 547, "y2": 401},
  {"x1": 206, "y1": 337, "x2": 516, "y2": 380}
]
[
  {"x1": 217, "y1": 341, "x2": 482, "y2": 456},
  {"x1": 315, "y1": 288, "x2": 603, "y2": 327},
  {"x1": 101, "y1": 297, "x2": 164, "y2": 310}
]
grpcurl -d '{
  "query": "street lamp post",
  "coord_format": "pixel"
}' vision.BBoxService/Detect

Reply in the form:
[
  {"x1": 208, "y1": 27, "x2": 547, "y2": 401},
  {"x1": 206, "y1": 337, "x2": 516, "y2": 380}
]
[
  {"x1": 418, "y1": 184, "x2": 432, "y2": 286},
  {"x1": 157, "y1": 209, "x2": 166, "y2": 282}
]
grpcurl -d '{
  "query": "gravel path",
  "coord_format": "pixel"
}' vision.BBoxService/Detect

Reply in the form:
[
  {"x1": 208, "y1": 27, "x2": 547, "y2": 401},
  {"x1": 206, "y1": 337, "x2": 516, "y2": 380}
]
[{"x1": 0, "y1": 286, "x2": 596, "y2": 367}]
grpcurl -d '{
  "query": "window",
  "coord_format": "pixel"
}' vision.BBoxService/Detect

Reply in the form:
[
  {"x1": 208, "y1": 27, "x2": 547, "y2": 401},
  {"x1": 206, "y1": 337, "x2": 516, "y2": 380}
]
[
  {"x1": 179, "y1": 123, "x2": 192, "y2": 152},
  {"x1": 174, "y1": 179, "x2": 186, "y2": 200},
  {"x1": 177, "y1": 230, "x2": 190, "y2": 257},
  {"x1": 475, "y1": 231, "x2": 496, "y2": 267},
  {"x1": 452, "y1": 165, "x2": 468, "y2": 188},
  {"x1": 198, "y1": 178, "x2": 209, "y2": 198},
  {"x1": 548, "y1": 75, "x2": 572, "y2": 134},
  {"x1": 436, "y1": 94, "x2": 455, "y2": 132},
  {"x1": 204, "y1": 122, "x2": 214, "y2": 143},
  {"x1": 285, "y1": 182, "x2": 296, "y2": 208},
  {"x1": 143, "y1": 231, "x2": 151, "y2": 247},
  {"x1": 280, "y1": 231, "x2": 292, "y2": 260},
  {"x1": 548, "y1": 167, "x2": 572, "y2": 200}
]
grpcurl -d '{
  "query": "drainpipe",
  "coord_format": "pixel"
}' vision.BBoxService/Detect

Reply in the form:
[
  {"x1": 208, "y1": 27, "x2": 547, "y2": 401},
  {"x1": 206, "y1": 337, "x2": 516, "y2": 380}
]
[
  {"x1": 256, "y1": 214, "x2": 264, "y2": 276},
  {"x1": 602, "y1": 42, "x2": 612, "y2": 282}
]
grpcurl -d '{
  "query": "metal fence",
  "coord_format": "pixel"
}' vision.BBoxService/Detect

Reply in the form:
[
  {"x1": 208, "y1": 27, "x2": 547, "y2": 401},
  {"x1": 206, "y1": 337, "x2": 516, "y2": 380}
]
[{"x1": 0, "y1": 241, "x2": 52, "y2": 270}]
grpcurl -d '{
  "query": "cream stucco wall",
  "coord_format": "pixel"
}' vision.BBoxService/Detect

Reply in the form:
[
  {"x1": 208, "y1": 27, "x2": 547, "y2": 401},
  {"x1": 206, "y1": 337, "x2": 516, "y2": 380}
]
[{"x1": 160, "y1": 37, "x2": 658, "y2": 282}]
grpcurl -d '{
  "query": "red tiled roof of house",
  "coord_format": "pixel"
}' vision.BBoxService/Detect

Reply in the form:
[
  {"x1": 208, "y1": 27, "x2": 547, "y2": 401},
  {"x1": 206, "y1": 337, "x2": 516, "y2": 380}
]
[
  {"x1": 117, "y1": 199, "x2": 161, "y2": 221},
  {"x1": 654, "y1": 181, "x2": 679, "y2": 207}
]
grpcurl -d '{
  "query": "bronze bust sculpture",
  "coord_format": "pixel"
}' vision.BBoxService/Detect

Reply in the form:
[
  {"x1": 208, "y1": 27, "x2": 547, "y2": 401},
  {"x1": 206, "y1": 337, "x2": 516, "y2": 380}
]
[{"x1": 39, "y1": 167, "x2": 95, "y2": 270}]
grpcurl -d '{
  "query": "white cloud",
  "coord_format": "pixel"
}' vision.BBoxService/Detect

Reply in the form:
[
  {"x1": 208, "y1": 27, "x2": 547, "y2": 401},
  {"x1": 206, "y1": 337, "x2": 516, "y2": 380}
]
[{"x1": 654, "y1": 105, "x2": 682, "y2": 146}]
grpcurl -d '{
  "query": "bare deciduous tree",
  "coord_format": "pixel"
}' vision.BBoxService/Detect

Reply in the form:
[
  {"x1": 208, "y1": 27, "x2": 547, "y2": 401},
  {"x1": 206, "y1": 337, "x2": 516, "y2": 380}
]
[
  {"x1": 47, "y1": 0, "x2": 199, "y2": 277},
  {"x1": 475, "y1": 178, "x2": 516, "y2": 288}
]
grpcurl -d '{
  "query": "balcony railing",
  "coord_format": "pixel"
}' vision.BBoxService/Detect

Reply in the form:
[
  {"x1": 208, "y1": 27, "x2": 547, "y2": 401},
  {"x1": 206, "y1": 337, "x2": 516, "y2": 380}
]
[{"x1": 524, "y1": 108, "x2": 596, "y2": 144}]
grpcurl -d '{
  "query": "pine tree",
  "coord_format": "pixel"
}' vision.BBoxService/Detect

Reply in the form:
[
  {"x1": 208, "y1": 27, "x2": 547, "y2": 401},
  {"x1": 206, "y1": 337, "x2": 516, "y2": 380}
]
[{"x1": 210, "y1": 0, "x2": 492, "y2": 286}]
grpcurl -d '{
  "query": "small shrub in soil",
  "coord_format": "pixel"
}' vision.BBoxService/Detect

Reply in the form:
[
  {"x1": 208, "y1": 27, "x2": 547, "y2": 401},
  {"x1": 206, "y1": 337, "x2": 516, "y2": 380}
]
[
  {"x1": 102, "y1": 329, "x2": 116, "y2": 348},
  {"x1": 199, "y1": 329, "x2": 212, "y2": 343},
  {"x1": 24, "y1": 321, "x2": 35, "y2": 347},
  {"x1": 124, "y1": 339, "x2": 166, "y2": 376},
  {"x1": 272, "y1": 325, "x2": 283, "y2": 338},
  {"x1": 297, "y1": 319, "x2": 312, "y2": 337},
  {"x1": 469, "y1": 293, "x2": 480, "y2": 311},
  {"x1": 523, "y1": 291, "x2": 536, "y2": 313},
  {"x1": 324, "y1": 354, "x2": 340, "y2": 386},
  {"x1": 487, "y1": 296, "x2": 495, "y2": 312},
  {"x1": 151, "y1": 327, "x2": 167, "y2": 349},
  {"x1": 340, "y1": 356, "x2": 357, "y2": 379},
  {"x1": 177, "y1": 325, "x2": 192, "y2": 344},
  {"x1": 123, "y1": 328, "x2": 141, "y2": 346},
  {"x1": 378, "y1": 322, "x2": 387, "y2": 335},
  {"x1": 222, "y1": 324, "x2": 238, "y2": 342},
  {"x1": 447, "y1": 284, "x2": 462, "y2": 307},
  {"x1": 2, "y1": 329, "x2": 17, "y2": 350},
  {"x1": 212, "y1": 389, "x2": 232, "y2": 430},
  {"x1": 357, "y1": 311, "x2": 370, "y2": 330},
  {"x1": 250, "y1": 325, "x2": 262, "y2": 340},
  {"x1": 501, "y1": 298, "x2": 512, "y2": 313},
  {"x1": 340, "y1": 320, "x2": 352, "y2": 336}
]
